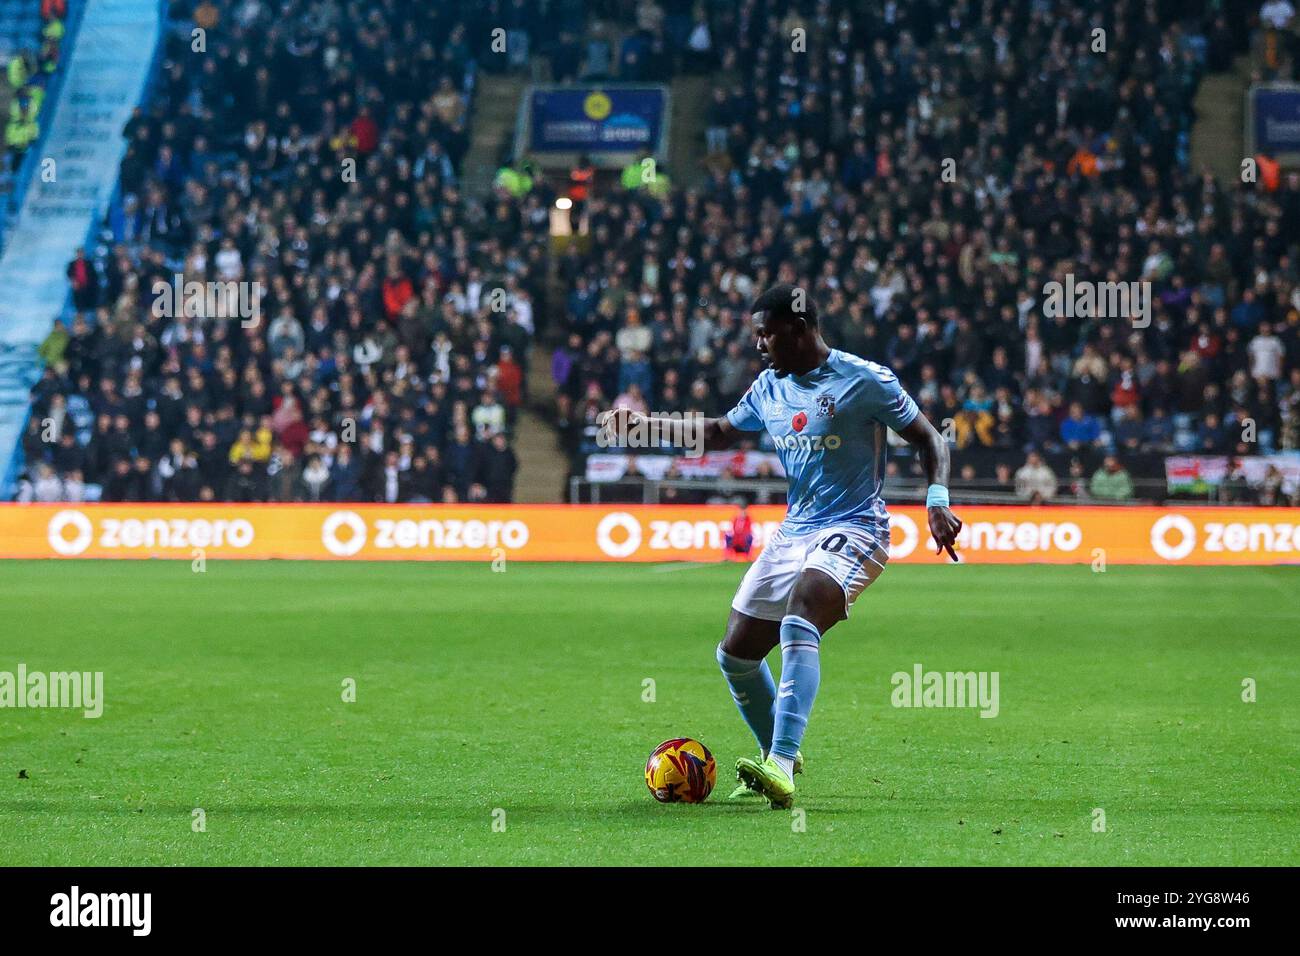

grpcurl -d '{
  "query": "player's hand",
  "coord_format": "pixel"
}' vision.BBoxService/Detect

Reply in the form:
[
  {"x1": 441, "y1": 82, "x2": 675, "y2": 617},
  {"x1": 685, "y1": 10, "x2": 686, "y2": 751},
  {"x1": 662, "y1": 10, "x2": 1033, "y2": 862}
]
[
  {"x1": 598, "y1": 407, "x2": 643, "y2": 445},
  {"x1": 928, "y1": 506, "x2": 963, "y2": 562}
]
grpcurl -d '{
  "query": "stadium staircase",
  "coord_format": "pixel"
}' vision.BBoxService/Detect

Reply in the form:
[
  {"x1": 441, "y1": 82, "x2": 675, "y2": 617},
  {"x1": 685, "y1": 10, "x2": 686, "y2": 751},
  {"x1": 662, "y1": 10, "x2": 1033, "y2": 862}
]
[
  {"x1": 1190, "y1": 53, "x2": 1252, "y2": 185},
  {"x1": 452, "y1": 67, "x2": 571, "y2": 502},
  {"x1": 0, "y1": 0, "x2": 162, "y2": 498},
  {"x1": 666, "y1": 73, "x2": 711, "y2": 189},
  {"x1": 492, "y1": 64, "x2": 715, "y2": 501},
  {"x1": 512, "y1": 348, "x2": 570, "y2": 502},
  {"x1": 462, "y1": 72, "x2": 529, "y2": 196}
]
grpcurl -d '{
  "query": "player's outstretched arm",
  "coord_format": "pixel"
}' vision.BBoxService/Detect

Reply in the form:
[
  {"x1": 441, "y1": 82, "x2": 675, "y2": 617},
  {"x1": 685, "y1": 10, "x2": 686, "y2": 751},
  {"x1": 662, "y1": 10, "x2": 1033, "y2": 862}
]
[
  {"x1": 598, "y1": 408, "x2": 740, "y2": 453},
  {"x1": 896, "y1": 414, "x2": 963, "y2": 562}
]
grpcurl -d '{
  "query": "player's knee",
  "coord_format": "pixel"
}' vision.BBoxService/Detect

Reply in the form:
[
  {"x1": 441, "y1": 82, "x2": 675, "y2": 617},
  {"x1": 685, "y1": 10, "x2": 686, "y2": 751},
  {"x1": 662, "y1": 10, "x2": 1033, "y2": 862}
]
[
  {"x1": 787, "y1": 569, "x2": 847, "y2": 632},
  {"x1": 721, "y1": 610, "x2": 780, "y2": 660},
  {"x1": 720, "y1": 628, "x2": 761, "y2": 660},
  {"x1": 786, "y1": 603, "x2": 842, "y2": 635},
  {"x1": 716, "y1": 641, "x2": 759, "y2": 674}
]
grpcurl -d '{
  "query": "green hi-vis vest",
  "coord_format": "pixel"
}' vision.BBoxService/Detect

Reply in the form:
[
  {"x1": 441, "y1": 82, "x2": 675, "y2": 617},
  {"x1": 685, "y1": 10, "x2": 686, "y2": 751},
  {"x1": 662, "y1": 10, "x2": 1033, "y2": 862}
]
[{"x1": 6, "y1": 93, "x2": 41, "y2": 148}]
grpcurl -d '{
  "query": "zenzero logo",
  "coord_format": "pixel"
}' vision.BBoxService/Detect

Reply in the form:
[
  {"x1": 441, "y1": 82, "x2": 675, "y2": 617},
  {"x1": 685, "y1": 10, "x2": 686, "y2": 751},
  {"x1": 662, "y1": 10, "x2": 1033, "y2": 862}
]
[
  {"x1": 48, "y1": 510, "x2": 94, "y2": 555},
  {"x1": 1151, "y1": 514, "x2": 1197, "y2": 561},
  {"x1": 889, "y1": 514, "x2": 919, "y2": 559},
  {"x1": 46, "y1": 511, "x2": 254, "y2": 554},
  {"x1": 962, "y1": 520, "x2": 1083, "y2": 553},
  {"x1": 321, "y1": 511, "x2": 368, "y2": 556},
  {"x1": 596, "y1": 512, "x2": 643, "y2": 557}
]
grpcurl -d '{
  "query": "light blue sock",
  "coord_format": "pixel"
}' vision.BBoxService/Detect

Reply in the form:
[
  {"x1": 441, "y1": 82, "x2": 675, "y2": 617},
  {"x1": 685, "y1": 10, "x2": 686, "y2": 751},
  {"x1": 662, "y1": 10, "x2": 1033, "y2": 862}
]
[
  {"x1": 772, "y1": 615, "x2": 821, "y2": 760},
  {"x1": 716, "y1": 644, "x2": 776, "y2": 755}
]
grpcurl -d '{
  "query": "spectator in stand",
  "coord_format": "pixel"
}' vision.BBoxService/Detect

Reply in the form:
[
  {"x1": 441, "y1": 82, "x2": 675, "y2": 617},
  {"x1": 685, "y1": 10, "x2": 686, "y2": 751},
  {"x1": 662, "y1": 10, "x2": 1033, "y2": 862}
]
[
  {"x1": 1197, "y1": 412, "x2": 1232, "y2": 454},
  {"x1": 613, "y1": 381, "x2": 650, "y2": 417},
  {"x1": 1258, "y1": 463, "x2": 1289, "y2": 506},
  {"x1": 444, "y1": 423, "x2": 478, "y2": 501},
  {"x1": 618, "y1": 349, "x2": 654, "y2": 404},
  {"x1": 496, "y1": 345, "x2": 524, "y2": 422},
  {"x1": 477, "y1": 432, "x2": 518, "y2": 503},
  {"x1": 1090, "y1": 456, "x2": 1136, "y2": 501},
  {"x1": 1060, "y1": 403, "x2": 1104, "y2": 451},
  {"x1": 301, "y1": 455, "x2": 331, "y2": 502},
  {"x1": 1024, "y1": 398, "x2": 1060, "y2": 452},
  {"x1": 1220, "y1": 458, "x2": 1253, "y2": 504},
  {"x1": 1260, "y1": 0, "x2": 1295, "y2": 33},
  {"x1": 1142, "y1": 406, "x2": 1176, "y2": 452},
  {"x1": 330, "y1": 445, "x2": 362, "y2": 502},
  {"x1": 705, "y1": 86, "x2": 730, "y2": 154},
  {"x1": 25, "y1": 463, "x2": 62, "y2": 502},
  {"x1": 994, "y1": 462, "x2": 1014, "y2": 491},
  {"x1": 1248, "y1": 323, "x2": 1286, "y2": 382},
  {"x1": 225, "y1": 457, "x2": 267, "y2": 502},
  {"x1": 471, "y1": 391, "x2": 507, "y2": 440},
  {"x1": 37, "y1": 318, "x2": 69, "y2": 367},
  {"x1": 1014, "y1": 452, "x2": 1058, "y2": 502},
  {"x1": 955, "y1": 383, "x2": 996, "y2": 448},
  {"x1": 1112, "y1": 404, "x2": 1145, "y2": 453},
  {"x1": 66, "y1": 250, "x2": 97, "y2": 312},
  {"x1": 615, "y1": 310, "x2": 652, "y2": 354},
  {"x1": 568, "y1": 153, "x2": 594, "y2": 231}
]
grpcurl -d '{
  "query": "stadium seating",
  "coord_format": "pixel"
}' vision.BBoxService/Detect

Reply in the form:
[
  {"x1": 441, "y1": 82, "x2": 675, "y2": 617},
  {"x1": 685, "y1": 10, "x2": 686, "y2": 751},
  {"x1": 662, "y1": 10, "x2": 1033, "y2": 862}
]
[
  {"x1": 17, "y1": 0, "x2": 542, "y2": 504},
  {"x1": 549, "y1": 0, "x2": 1300, "y2": 506},
  {"x1": 8, "y1": 0, "x2": 1300, "y2": 508}
]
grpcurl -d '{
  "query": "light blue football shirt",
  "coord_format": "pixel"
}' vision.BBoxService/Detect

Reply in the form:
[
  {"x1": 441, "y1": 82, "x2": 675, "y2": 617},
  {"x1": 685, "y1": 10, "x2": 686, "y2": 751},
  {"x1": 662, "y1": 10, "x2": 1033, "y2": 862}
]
[{"x1": 725, "y1": 349, "x2": 919, "y2": 538}]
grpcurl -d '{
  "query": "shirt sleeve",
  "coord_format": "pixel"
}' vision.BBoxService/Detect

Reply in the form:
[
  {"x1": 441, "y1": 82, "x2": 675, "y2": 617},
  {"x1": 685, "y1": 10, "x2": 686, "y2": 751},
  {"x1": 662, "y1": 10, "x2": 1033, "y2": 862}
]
[
  {"x1": 725, "y1": 383, "x2": 765, "y2": 431},
  {"x1": 873, "y1": 368, "x2": 921, "y2": 432}
]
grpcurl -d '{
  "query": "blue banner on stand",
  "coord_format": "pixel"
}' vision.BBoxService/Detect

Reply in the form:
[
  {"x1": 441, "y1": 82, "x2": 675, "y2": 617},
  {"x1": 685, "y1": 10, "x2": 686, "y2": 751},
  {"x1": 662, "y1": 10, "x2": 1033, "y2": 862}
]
[
  {"x1": 1248, "y1": 84, "x2": 1300, "y2": 157},
  {"x1": 528, "y1": 87, "x2": 666, "y2": 154}
]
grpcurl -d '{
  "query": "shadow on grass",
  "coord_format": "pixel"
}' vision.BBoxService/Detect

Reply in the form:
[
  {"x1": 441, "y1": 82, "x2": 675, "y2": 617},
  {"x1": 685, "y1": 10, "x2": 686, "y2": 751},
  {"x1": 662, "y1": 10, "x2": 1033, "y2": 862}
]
[{"x1": 0, "y1": 795, "x2": 883, "y2": 822}]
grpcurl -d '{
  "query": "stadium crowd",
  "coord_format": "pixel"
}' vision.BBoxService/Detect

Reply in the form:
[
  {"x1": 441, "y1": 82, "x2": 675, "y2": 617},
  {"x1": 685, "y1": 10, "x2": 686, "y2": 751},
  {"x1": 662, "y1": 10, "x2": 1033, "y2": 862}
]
[
  {"x1": 2, "y1": 0, "x2": 69, "y2": 183},
  {"x1": 12, "y1": 0, "x2": 1300, "y2": 507},
  {"x1": 19, "y1": 0, "x2": 558, "y2": 503},
  {"x1": 547, "y1": 0, "x2": 1299, "y2": 504}
]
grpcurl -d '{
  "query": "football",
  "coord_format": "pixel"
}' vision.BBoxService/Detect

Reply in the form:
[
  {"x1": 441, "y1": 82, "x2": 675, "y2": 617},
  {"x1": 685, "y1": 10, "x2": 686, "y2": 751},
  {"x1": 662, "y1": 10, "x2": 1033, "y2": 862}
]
[{"x1": 645, "y1": 738, "x2": 717, "y2": 803}]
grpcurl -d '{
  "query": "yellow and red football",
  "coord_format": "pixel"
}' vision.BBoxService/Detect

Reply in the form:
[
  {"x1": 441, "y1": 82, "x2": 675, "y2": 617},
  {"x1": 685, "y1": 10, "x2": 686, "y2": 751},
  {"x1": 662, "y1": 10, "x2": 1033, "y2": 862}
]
[{"x1": 645, "y1": 737, "x2": 717, "y2": 803}]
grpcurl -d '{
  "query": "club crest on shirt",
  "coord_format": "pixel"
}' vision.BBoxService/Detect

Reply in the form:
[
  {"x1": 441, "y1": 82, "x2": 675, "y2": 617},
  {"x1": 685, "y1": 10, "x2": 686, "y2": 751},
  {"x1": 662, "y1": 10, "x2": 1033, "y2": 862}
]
[{"x1": 815, "y1": 393, "x2": 836, "y2": 418}]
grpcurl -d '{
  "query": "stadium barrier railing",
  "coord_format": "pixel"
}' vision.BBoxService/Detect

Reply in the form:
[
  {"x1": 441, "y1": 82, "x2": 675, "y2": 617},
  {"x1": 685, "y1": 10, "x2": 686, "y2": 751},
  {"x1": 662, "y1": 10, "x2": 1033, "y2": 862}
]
[{"x1": 567, "y1": 476, "x2": 1183, "y2": 506}]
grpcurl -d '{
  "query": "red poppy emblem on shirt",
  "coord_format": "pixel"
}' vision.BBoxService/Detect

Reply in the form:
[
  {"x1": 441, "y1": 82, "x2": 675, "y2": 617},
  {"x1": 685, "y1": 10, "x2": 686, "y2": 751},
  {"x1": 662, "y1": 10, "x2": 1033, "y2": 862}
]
[{"x1": 791, "y1": 412, "x2": 808, "y2": 432}]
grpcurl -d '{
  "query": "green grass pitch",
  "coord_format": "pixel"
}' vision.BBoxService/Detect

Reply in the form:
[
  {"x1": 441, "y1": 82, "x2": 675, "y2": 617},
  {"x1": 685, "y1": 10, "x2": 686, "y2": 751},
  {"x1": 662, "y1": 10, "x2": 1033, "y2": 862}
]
[{"x1": 1, "y1": 559, "x2": 1296, "y2": 866}]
